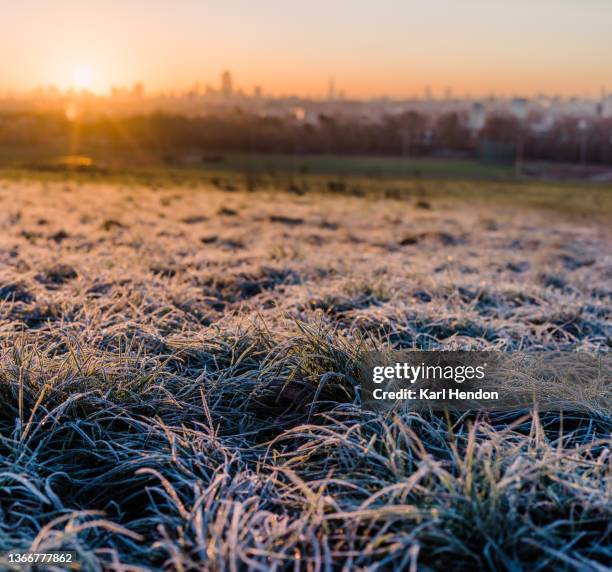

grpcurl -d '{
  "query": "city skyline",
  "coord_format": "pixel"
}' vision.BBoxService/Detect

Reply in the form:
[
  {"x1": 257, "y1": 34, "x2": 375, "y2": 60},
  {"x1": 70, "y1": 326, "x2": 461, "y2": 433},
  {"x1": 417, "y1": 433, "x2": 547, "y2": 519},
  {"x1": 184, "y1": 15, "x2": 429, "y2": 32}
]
[
  {"x1": 4, "y1": 72, "x2": 611, "y2": 104},
  {"x1": 1, "y1": 0, "x2": 611, "y2": 99},
  {"x1": 3, "y1": 65, "x2": 612, "y2": 104}
]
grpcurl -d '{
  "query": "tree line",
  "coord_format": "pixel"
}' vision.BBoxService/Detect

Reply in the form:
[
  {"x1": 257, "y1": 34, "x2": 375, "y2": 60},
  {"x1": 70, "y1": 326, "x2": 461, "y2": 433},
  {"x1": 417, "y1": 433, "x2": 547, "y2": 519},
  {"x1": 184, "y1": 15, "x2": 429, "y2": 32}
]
[{"x1": 1, "y1": 110, "x2": 612, "y2": 164}]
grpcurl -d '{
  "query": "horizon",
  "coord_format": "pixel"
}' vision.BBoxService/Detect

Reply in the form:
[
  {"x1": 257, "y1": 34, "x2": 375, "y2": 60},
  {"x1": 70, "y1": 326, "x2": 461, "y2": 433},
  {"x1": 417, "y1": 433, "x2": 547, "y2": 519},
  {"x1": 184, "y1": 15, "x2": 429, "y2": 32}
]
[
  {"x1": 1, "y1": 0, "x2": 611, "y2": 99},
  {"x1": 2, "y1": 74, "x2": 610, "y2": 103}
]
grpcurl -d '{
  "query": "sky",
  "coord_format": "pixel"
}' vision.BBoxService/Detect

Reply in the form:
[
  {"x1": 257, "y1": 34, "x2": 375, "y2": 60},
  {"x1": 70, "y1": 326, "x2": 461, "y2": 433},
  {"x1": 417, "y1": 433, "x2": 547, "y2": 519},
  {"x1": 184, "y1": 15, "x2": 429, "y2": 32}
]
[{"x1": 1, "y1": 0, "x2": 611, "y2": 98}]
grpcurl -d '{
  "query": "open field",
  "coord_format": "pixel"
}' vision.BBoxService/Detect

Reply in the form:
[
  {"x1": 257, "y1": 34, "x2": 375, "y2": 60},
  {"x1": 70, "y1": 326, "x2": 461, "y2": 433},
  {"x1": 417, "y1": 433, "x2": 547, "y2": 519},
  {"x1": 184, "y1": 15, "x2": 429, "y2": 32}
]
[
  {"x1": 0, "y1": 147, "x2": 516, "y2": 180},
  {"x1": 173, "y1": 153, "x2": 517, "y2": 180},
  {"x1": 0, "y1": 174, "x2": 610, "y2": 570},
  {"x1": 3, "y1": 160, "x2": 612, "y2": 222}
]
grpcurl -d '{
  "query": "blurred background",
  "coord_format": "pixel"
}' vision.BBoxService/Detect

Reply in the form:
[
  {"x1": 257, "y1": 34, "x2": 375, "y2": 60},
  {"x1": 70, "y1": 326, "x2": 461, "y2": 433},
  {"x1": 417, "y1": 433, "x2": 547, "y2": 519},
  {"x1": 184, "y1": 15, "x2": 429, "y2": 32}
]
[{"x1": 1, "y1": 0, "x2": 612, "y2": 181}]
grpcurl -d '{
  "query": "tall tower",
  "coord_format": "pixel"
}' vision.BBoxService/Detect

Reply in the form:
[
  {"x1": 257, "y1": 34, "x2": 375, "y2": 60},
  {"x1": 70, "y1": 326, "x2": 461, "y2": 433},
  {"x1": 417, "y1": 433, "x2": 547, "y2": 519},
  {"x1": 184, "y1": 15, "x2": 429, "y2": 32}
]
[
  {"x1": 327, "y1": 75, "x2": 336, "y2": 101},
  {"x1": 221, "y1": 70, "x2": 233, "y2": 98}
]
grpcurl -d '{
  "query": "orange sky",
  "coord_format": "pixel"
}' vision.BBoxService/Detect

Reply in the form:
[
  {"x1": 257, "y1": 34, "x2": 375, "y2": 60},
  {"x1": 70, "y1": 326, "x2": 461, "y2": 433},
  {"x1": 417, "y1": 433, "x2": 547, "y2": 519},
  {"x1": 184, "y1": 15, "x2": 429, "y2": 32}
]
[{"x1": 1, "y1": 0, "x2": 611, "y2": 98}]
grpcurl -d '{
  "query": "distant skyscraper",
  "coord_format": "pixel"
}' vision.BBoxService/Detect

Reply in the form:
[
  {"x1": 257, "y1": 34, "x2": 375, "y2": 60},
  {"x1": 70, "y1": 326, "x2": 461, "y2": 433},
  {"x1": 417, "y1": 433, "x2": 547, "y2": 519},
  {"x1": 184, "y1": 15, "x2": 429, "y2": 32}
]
[
  {"x1": 221, "y1": 71, "x2": 233, "y2": 97},
  {"x1": 254, "y1": 85, "x2": 262, "y2": 98},
  {"x1": 328, "y1": 75, "x2": 336, "y2": 101}
]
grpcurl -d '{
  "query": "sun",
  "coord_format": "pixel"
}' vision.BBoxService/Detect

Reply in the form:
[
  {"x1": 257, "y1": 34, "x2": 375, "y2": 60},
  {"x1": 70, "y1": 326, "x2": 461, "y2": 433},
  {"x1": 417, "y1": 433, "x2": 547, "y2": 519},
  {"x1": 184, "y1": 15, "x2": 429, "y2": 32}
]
[{"x1": 73, "y1": 66, "x2": 94, "y2": 91}]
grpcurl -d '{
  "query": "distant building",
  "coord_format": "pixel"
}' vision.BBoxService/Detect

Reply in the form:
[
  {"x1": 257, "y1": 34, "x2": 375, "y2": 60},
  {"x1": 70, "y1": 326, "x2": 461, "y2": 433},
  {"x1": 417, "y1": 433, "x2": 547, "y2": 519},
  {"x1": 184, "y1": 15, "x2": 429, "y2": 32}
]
[
  {"x1": 600, "y1": 93, "x2": 612, "y2": 118},
  {"x1": 132, "y1": 82, "x2": 144, "y2": 98},
  {"x1": 328, "y1": 75, "x2": 336, "y2": 101},
  {"x1": 468, "y1": 102, "x2": 486, "y2": 131},
  {"x1": 531, "y1": 112, "x2": 555, "y2": 133},
  {"x1": 511, "y1": 98, "x2": 528, "y2": 120},
  {"x1": 221, "y1": 71, "x2": 233, "y2": 98}
]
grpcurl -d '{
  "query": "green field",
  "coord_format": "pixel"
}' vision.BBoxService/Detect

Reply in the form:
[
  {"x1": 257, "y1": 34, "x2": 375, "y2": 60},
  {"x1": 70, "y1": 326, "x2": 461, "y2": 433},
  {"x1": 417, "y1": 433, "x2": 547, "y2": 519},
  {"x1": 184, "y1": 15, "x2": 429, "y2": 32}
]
[
  {"x1": 0, "y1": 145, "x2": 514, "y2": 178},
  {"x1": 195, "y1": 152, "x2": 517, "y2": 179},
  {"x1": 1, "y1": 153, "x2": 611, "y2": 222}
]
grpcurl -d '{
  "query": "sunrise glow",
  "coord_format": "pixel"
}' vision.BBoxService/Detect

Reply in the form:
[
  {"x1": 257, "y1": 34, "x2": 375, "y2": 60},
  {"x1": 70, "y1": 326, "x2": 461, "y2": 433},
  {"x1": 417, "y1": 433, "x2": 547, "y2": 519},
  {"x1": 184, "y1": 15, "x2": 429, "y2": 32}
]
[
  {"x1": 0, "y1": 1, "x2": 610, "y2": 98},
  {"x1": 72, "y1": 66, "x2": 94, "y2": 91}
]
